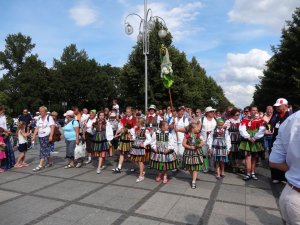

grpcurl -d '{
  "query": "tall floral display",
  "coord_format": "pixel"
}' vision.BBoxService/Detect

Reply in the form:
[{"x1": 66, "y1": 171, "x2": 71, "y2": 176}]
[{"x1": 160, "y1": 44, "x2": 174, "y2": 109}]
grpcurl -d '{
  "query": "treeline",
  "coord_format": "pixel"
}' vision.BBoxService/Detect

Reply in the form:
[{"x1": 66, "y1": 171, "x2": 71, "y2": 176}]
[
  {"x1": 253, "y1": 8, "x2": 300, "y2": 110},
  {"x1": 0, "y1": 23, "x2": 232, "y2": 116}
]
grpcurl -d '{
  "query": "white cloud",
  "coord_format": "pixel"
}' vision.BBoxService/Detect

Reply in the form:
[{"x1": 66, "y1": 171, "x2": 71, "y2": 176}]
[
  {"x1": 228, "y1": 0, "x2": 298, "y2": 31},
  {"x1": 219, "y1": 49, "x2": 271, "y2": 83},
  {"x1": 216, "y1": 49, "x2": 272, "y2": 107},
  {"x1": 69, "y1": 1, "x2": 99, "y2": 26},
  {"x1": 126, "y1": 1, "x2": 203, "y2": 41}
]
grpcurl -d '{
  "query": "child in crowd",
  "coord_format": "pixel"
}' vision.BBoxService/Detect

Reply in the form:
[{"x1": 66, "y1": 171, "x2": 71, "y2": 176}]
[
  {"x1": 92, "y1": 111, "x2": 113, "y2": 174},
  {"x1": 129, "y1": 117, "x2": 151, "y2": 182},
  {"x1": 0, "y1": 128, "x2": 6, "y2": 173},
  {"x1": 150, "y1": 121, "x2": 178, "y2": 184},
  {"x1": 182, "y1": 122, "x2": 204, "y2": 189},
  {"x1": 208, "y1": 118, "x2": 231, "y2": 179},
  {"x1": 15, "y1": 121, "x2": 31, "y2": 168}
]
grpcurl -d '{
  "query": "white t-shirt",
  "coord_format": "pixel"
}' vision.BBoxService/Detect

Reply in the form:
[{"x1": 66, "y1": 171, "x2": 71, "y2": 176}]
[
  {"x1": 86, "y1": 117, "x2": 97, "y2": 134},
  {"x1": 171, "y1": 116, "x2": 189, "y2": 143},
  {"x1": 37, "y1": 116, "x2": 55, "y2": 137},
  {"x1": 201, "y1": 117, "x2": 217, "y2": 142}
]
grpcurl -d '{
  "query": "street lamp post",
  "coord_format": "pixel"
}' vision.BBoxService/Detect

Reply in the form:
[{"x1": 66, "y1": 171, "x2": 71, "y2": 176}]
[
  {"x1": 124, "y1": 0, "x2": 167, "y2": 113},
  {"x1": 62, "y1": 102, "x2": 67, "y2": 113}
]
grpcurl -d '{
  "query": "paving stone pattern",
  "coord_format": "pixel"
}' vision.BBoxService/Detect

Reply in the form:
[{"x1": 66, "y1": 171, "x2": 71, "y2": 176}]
[{"x1": 0, "y1": 140, "x2": 285, "y2": 225}]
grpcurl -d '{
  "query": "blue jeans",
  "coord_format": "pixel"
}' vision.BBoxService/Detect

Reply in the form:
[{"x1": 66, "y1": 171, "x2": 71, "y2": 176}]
[{"x1": 264, "y1": 135, "x2": 273, "y2": 151}]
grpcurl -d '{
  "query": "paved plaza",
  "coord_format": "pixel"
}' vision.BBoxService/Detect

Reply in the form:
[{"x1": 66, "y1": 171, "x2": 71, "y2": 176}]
[{"x1": 0, "y1": 140, "x2": 285, "y2": 225}]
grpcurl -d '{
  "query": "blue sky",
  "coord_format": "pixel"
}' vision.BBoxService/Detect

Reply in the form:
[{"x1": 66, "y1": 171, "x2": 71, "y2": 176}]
[{"x1": 0, "y1": 0, "x2": 298, "y2": 108}]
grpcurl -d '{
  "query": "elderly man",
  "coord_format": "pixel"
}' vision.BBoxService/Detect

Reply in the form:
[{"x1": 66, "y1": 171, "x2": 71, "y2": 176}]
[
  {"x1": 269, "y1": 110, "x2": 300, "y2": 225},
  {"x1": 268, "y1": 98, "x2": 290, "y2": 184},
  {"x1": 201, "y1": 106, "x2": 217, "y2": 172}
]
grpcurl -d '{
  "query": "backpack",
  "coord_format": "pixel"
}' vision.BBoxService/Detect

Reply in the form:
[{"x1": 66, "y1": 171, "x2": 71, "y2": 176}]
[
  {"x1": 39, "y1": 115, "x2": 61, "y2": 142},
  {"x1": 52, "y1": 126, "x2": 61, "y2": 142}
]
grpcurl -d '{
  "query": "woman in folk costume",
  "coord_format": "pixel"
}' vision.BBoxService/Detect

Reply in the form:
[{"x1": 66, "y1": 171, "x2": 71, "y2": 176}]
[
  {"x1": 224, "y1": 108, "x2": 243, "y2": 173},
  {"x1": 182, "y1": 122, "x2": 204, "y2": 189},
  {"x1": 208, "y1": 118, "x2": 231, "y2": 179},
  {"x1": 113, "y1": 106, "x2": 136, "y2": 173},
  {"x1": 239, "y1": 106, "x2": 265, "y2": 181},
  {"x1": 92, "y1": 111, "x2": 113, "y2": 174},
  {"x1": 150, "y1": 121, "x2": 178, "y2": 184},
  {"x1": 129, "y1": 117, "x2": 151, "y2": 182}
]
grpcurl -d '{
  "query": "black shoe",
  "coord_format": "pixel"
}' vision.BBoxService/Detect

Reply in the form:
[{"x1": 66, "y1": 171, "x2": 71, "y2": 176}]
[
  {"x1": 243, "y1": 174, "x2": 251, "y2": 181},
  {"x1": 191, "y1": 182, "x2": 196, "y2": 189},
  {"x1": 251, "y1": 173, "x2": 258, "y2": 180},
  {"x1": 112, "y1": 167, "x2": 121, "y2": 173}
]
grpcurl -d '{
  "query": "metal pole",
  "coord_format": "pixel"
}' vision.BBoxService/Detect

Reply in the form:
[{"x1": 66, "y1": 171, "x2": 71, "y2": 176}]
[{"x1": 144, "y1": 0, "x2": 148, "y2": 114}]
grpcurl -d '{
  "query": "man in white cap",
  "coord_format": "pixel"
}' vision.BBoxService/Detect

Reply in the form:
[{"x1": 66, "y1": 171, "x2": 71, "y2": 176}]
[
  {"x1": 200, "y1": 106, "x2": 217, "y2": 172},
  {"x1": 268, "y1": 98, "x2": 290, "y2": 183}
]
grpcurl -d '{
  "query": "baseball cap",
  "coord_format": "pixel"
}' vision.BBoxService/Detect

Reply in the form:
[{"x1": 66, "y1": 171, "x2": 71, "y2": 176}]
[
  {"x1": 64, "y1": 110, "x2": 74, "y2": 117},
  {"x1": 273, "y1": 98, "x2": 288, "y2": 107}
]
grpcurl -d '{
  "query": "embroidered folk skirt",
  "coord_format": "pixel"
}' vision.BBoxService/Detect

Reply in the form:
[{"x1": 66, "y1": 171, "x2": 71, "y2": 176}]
[
  {"x1": 239, "y1": 130, "x2": 264, "y2": 156},
  {"x1": 212, "y1": 137, "x2": 229, "y2": 162},
  {"x1": 92, "y1": 131, "x2": 110, "y2": 157},
  {"x1": 182, "y1": 148, "x2": 203, "y2": 171},
  {"x1": 118, "y1": 134, "x2": 132, "y2": 154},
  {"x1": 149, "y1": 149, "x2": 178, "y2": 171}
]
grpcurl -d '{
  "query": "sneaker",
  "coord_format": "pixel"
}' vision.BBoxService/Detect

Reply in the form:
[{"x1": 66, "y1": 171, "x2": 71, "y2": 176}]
[
  {"x1": 96, "y1": 168, "x2": 101, "y2": 174},
  {"x1": 129, "y1": 168, "x2": 135, "y2": 172},
  {"x1": 85, "y1": 160, "x2": 92, "y2": 164},
  {"x1": 112, "y1": 167, "x2": 121, "y2": 173},
  {"x1": 272, "y1": 179, "x2": 280, "y2": 184},
  {"x1": 100, "y1": 165, "x2": 106, "y2": 170},
  {"x1": 203, "y1": 169, "x2": 209, "y2": 173},
  {"x1": 45, "y1": 163, "x2": 53, "y2": 168},
  {"x1": 251, "y1": 173, "x2": 258, "y2": 180},
  {"x1": 243, "y1": 174, "x2": 251, "y2": 181},
  {"x1": 76, "y1": 163, "x2": 82, "y2": 168},
  {"x1": 216, "y1": 176, "x2": 222, "y2": 180},
  {"x1": 136, "y1": 176, "x2": 144, "y2": 183}
]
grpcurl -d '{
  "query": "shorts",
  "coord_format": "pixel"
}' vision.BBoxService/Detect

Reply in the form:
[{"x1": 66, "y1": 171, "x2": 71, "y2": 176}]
[{"x1": 18, "y1": 143, "x2": 28, "y2": 152}]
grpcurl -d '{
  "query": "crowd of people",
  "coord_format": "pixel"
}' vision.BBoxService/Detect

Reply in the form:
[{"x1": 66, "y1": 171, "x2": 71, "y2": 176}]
[
  {"x1": 0, "y1": 97, "x2": 299, "y2": 224},
  {"x1": 0, "y1": 98, "x2": 294, "y2": 187}
]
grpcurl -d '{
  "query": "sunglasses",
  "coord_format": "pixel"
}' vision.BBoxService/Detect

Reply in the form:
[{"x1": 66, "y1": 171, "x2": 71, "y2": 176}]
[
  {"x1": 244, "y1": 111, "x2": 249, "y2": 113},
  {"x1": 196, "y1": 112, "x2": 200, "y2": 113}
]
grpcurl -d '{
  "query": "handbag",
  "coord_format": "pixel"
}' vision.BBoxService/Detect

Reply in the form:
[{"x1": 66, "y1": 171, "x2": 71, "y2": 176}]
[{"x1": 74, "y1": 142, "x2": 86, "y2": 159}]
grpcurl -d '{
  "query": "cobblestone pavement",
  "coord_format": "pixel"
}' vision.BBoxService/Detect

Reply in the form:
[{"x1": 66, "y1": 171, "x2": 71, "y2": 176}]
[{"x1": 0, "y1": 140, "x2": 285, "y2": 225}]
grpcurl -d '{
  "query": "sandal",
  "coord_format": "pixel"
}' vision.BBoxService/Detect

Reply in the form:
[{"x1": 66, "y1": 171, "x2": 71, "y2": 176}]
[
  {"x1": 163, "y1": 176, "x2": 168, "y2": 184},
  {"x1": 14, "y1": 163, "x2": 23, "y2": 168},
  {"x1": 251, "y1": 173, "x2": 258, "y2": 180},
  {"x1": 33, "y1": 165, "x2": 44, "y2": 172},
  {"x1": 112, "y1": 167, "x2": 121, "y2": 173},
  {"x1": 243, "y1": 174, "x2": 251, "y2": 181},
  {"x1": 191, "y1": 182, "x2": 196, "y2": 189},
  {"x1": 21, "y1": 162, "x2": 29, "y2": 167}
]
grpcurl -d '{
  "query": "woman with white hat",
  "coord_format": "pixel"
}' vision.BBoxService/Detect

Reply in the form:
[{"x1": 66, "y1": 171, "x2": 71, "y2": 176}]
[{"x1": 63, "y1": 110, "x2": 79, "y2": 168}]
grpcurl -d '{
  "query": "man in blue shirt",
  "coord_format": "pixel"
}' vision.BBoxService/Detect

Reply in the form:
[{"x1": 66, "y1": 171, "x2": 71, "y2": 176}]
[{"x1": 269, "y1": 110, "x2": 300, "y2": 225}]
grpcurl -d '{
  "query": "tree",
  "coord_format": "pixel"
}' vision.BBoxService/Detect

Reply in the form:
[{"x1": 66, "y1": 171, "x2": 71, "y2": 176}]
[
  {"x1": 253, "y1": 8, "x2": 300, "y2": 110},
  {"x1": 51, "y1": 44, "x2": 120, "y2": 111}
]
